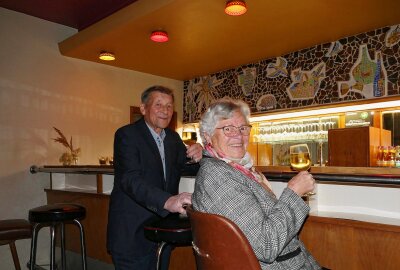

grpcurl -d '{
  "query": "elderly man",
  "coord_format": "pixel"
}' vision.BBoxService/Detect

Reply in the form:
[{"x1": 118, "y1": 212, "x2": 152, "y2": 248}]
[{"x1": 107, "y1": 85, "x2": 202, "y2": 270}]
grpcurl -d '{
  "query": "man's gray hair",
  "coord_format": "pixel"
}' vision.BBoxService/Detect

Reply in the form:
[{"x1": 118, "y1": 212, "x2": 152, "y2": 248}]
[
  {"x1": 141, "y1": 85, "x2": 175, "y2": 104},
  {"x1": 199, "y1": 98, "x2": 251, "y2": 144}
]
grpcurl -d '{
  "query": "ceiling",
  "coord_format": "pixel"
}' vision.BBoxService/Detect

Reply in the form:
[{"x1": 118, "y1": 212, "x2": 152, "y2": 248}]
[
  {"x1": 0, "y1": 0, "x2": 138, "y2": 30},
  {"x1": 2, "y1": 0, "x2": 400, "y2": 81}
]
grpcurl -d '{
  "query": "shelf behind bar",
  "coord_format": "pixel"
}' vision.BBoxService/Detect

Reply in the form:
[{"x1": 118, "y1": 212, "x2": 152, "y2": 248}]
[{"x1": 264, "y1": 172, "x2": 400, "y2": 185}]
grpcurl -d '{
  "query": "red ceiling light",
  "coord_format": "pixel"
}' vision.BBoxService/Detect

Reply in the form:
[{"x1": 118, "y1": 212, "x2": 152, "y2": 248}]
[
  {"x1": 150, "y1": 31, "x2": 169, "y2": 43},
  {"x1": 224, "y1": 0, "x2": 247, "y2": 16}
]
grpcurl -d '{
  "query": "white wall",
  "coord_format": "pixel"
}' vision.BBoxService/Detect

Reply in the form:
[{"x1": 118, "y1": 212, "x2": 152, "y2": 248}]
[{"x1": 0, "y1": 7, "x2": 183, "y2": 269}]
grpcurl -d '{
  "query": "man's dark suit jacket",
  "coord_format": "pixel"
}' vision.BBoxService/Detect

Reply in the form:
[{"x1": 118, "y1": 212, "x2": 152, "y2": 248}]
[{"x1": 107, "y1": 117, "x2": 188, "y2": 257}]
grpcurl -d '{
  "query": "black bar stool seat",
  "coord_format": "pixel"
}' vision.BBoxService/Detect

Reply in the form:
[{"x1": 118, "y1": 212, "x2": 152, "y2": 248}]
[
  {"x1": 0, "y1": 219, "x2": 32, "y2": 270},
  {"x1": 144, "y1": 213, "x2": 192, "y2": 270},
  {"x1": 29, "y1": 203, "x2": 87, "y2": 270},
  {"x1": 29, "y1": 204, "x2": 86, "y2": 223}
]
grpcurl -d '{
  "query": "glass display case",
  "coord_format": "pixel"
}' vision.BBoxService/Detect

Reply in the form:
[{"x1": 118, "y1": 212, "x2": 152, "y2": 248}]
[
  {"x1": 250, "y1": 116, "x2": 340, "y2": 166},
  {"x1": 382, "y1": 111, "x2": 400, "y2": 146}
]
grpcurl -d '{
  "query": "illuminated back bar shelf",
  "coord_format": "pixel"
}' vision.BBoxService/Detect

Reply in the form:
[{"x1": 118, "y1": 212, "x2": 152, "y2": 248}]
[{"x1": 249, "y1": 98, "x2": 400, "y2": 167}]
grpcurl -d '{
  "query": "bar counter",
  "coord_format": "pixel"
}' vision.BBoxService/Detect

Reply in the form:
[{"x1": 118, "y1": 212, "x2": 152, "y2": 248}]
[
  {"x1": 30, "y1": 164, "x2": 400, "y2": 186},
  {"x1": 259, "y1": 165, "x2": 400, "y2": 184},
  {"x1": 31, "y1": 165, "x2": 400, "y2": 270}
]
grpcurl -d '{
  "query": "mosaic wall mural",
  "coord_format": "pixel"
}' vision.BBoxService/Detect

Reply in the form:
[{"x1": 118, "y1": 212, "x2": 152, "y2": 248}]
[{"x1": 183, "y1": 24, "x2": 400, "y2": 123}]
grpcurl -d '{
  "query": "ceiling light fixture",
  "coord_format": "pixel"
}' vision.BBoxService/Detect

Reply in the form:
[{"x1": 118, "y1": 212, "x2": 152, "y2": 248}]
[
  {"x1": 150, "y1": 31, "x2": 169, "y2": 43},
  {"x1": 99, "y1": 52, "x2": 115, "y2": 61},
  {"x1": 225, "y1": 0, "x2": 247, "y2": 16}
]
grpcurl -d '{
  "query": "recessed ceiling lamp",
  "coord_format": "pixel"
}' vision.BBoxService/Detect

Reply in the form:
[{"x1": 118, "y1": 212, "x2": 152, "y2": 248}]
[
  {"x1": 150, "y1": 31, "x2": 169, "y2": 43},
  {"x1": 99, "y1": 52, "x2": 115, "y2": 61},
  {"x1": 225, "y1": 0, "x2": 247, "y2": 16}
]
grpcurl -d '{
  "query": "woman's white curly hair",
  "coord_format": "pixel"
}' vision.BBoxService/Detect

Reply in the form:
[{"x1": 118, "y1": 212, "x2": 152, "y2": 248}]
[{"x1": 199, "y1": 98, "x2": 251, "y2": 144}]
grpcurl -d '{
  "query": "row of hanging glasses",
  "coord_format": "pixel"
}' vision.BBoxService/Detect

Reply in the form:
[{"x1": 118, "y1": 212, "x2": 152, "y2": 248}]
[{"x1": 253, "y1": 118, "x2": 338, "y2": 143}]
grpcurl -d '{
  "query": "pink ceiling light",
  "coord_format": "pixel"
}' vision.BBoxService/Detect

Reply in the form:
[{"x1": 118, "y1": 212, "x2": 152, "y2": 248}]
[
  {"x1": 224, "y1": 0, "x2": 247, "y2": 16},
  {"x1": 150, "y1": 31, "x2": 169, "y2": 43}
]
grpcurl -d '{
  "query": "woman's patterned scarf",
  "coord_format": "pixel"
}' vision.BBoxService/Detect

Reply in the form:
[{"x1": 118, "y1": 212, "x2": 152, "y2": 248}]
[{"x1": 204, "y1": 143, "x2": 275, "y2": 195}]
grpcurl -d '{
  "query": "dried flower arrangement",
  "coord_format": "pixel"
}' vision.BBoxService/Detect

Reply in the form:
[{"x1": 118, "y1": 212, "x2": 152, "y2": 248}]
[{"x1": 52, "y1": 127, "x2": 81, "y2": 165}]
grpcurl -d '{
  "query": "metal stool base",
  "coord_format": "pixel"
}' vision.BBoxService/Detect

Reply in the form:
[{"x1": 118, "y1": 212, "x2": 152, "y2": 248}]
[{"x1": 29, "y1": 219, "x2": 87, "y2": 270}]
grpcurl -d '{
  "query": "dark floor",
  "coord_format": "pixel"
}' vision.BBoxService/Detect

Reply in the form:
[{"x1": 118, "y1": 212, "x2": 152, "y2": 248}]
[{"x1": 28, "y1": 250, "x2": 114, "y2": 270}]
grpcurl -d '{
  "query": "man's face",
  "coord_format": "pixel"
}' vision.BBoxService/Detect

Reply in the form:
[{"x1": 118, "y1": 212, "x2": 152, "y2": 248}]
[{"x1": 140, "y1": 91, "x2": 174, "y2": 134}]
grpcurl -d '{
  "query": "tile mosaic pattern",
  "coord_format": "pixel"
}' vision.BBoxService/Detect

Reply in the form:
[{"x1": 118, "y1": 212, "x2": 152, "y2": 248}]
[{"x1": 183, "y1": 24, "x2": 400, "y2": 123}]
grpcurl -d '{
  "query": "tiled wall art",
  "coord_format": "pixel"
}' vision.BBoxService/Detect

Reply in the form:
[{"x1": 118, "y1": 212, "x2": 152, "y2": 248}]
[{"x1": 183, "y1": 24, "x2": 400, "y2": 123}]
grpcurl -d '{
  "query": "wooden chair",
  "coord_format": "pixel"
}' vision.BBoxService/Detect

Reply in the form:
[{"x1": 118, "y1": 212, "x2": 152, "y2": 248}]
[
  {"x1": 186, "y1": 205, "x2": 261, "y2": 270},
  {"x1": 0, "y1": 219, "x2": 32, "y2": 270}
]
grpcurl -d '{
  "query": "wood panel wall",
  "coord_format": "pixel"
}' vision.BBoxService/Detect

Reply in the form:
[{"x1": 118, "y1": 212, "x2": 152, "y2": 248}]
[{"x1": 299, "y1": 215, "x2": 400, "y2": 270}]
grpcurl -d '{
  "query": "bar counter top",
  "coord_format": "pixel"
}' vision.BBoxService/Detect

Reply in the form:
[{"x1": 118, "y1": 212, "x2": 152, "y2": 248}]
[
  {"x1": 30, "y1": 164, "x2": 114, "y2": 174},
  {"x1": 30, "y1": 164, "x2": 400, "y2": 185},
  {"x1": 258, "y1": 165, "x2": 400, "y2": 185}
]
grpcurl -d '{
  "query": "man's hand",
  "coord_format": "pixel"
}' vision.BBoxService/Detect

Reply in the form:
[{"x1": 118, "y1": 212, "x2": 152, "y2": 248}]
[
  {"x1": 186, "y1": 143, "x2": 203, "y2": 163},
  {"x1": 164, "y1": 192, "x2": 192, "y2": 214}
]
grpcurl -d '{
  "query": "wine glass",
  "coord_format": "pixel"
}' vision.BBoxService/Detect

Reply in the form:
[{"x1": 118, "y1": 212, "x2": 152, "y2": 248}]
[
  {"x1": 182, "y1": 138, "x2": 197, "y2": 164},
  {"x1": 289, "y1": 144, "x2": 315, "y2": 196},
  {"x1": 290, "y1": 144, "x2": 311, "y2": 171}
]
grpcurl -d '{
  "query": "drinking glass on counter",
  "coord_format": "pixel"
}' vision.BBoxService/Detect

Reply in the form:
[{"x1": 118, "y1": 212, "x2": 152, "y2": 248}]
[
  {"x1": 99, "y1": 156, "x2": 108, "y2": 165},
  {"x1": 108, "y1": 156, "x2": 114, "y2": 166},
  {"x1": 289, "y1": 144, "x2": 315, "y2": 196},
  {"x1": 99, "y1": 156, "x2": 114, "y2": 165}
]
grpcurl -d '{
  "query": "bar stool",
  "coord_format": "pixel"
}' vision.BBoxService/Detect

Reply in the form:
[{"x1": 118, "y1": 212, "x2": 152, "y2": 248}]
[
  {"x1": 29, "y1": 203, "x2": 87, "y2": 270},
  {"x1": 0, "y1": 219, "x2": 32, "y2": 270},
  {"x1": 144, "y1": 213, "x2": 192, "y2": 270}
]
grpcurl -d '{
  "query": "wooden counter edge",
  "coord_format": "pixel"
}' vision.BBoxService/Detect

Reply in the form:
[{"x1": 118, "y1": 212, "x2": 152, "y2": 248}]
[{"x1": 257, "y1": 165, "x2": 400, "y2": 175}]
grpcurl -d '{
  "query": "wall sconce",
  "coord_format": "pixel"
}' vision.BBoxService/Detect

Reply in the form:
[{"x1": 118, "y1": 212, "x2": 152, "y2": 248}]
[
  {"x1": 224, "y1": 0, "x2": 247, "y2": 16},
  {"x1": 99, "y1": 52, "x2": 115, "y2": 61},
  {"x1": 150, "y1": 31, "x2": 169, "y2": 43}
]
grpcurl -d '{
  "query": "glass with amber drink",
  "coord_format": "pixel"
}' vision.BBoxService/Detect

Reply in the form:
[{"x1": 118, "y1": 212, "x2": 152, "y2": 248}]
[
  {"x1": 182, "y1": 135, "x2": 197, "y2": 164},
  {"x1": 290, "y1": 144, "x2": 312, "y2": 171},
  {"x1": 290, "y1": 144, "x2": 315, "y2": 196}
]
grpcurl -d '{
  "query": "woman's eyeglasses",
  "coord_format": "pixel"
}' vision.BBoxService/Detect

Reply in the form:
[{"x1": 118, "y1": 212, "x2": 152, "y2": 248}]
[{"x1": 215, "y1": 125, "x2": 252, "y2": 137}]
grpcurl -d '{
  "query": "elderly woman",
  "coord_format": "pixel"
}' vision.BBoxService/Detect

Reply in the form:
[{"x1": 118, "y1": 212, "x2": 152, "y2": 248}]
[{"x1": 192, "y1": 98, "x2": 321, "y2": 270}]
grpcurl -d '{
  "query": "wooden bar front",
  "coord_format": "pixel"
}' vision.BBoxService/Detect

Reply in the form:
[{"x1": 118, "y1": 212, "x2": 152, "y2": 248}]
[
  {"x1": 300, "y1": 215, "x2": 400, "y2": 270},
  {"x1": 45, "y1": 189, "x2": 196, "y2": 269},
  {"x1": 37, "y1": 165, "x2": 400, "y2": 270}
]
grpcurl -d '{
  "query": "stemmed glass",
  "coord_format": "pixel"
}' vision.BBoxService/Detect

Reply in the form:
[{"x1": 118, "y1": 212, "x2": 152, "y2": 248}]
[
  {"x1": 289, "y1": 144, "x2": 315, "y2": 196},
  {"x1": 183, "y1": 139, "x2": 197, "y2": 164}
]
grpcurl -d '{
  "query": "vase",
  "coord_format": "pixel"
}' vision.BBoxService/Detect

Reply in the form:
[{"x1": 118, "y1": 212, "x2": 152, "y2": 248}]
[
  {"x1": 72, "y1": 155, "x2": 79, "y2": 165},
  {"x1": 60, "y1": 152, "x2": 72, "y2": 166}
]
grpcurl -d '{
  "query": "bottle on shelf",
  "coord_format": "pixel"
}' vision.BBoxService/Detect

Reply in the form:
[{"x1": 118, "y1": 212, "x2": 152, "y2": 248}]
[{"x1": 394, "y1": 146, "x2": 400, "y2": 168}]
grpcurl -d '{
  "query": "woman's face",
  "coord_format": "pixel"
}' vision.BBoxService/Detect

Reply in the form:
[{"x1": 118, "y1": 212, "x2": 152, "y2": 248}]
[{"x1": 207, "y1": 110, "x2": 249, "y2": 159}]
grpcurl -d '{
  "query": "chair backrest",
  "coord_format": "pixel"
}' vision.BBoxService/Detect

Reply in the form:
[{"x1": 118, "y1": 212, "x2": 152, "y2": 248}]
[{"x1": 186, "y1": 205, "x2": 261, "y2": 270}]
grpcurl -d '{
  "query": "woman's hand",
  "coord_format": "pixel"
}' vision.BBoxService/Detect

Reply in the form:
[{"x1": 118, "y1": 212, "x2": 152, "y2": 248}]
[{"x1": 287, "y1": 171, "x2": 315, "y2": 197}]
